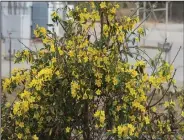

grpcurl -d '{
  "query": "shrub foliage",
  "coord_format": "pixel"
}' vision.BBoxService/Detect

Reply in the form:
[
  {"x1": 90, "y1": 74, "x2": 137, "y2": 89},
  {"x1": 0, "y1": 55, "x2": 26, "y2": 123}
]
[{"x1": 1, "y1": 2, "x2": 184, "y2": 140}]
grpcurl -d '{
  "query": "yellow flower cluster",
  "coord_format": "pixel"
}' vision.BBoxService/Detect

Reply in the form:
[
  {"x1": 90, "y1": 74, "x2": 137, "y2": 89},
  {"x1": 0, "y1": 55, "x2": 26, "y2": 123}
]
[
  {"x1": 94, "y1": 110, "x2": 105, "y2": 127},
  {"x1": 71, "y1": 81, "x2": 80, "y2": 98},
  {"x1": 34, "y1": 24, "x2": 47, "y2": 38},
  {"x1": 112, "y1": 124, "x2": 136, "y2": 137},
  {"x1": 2, "y1": 2, "x2": 181, "y2": 140}
]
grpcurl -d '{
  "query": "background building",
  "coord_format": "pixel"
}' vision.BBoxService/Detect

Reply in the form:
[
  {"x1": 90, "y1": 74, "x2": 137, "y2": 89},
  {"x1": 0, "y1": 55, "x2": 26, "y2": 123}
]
[
  {"x1": 1, "y1": 2, "x2": 31, "y2": 57},
  {"x1": 31, "y1": 2, "x2": 48, "y2": 39}
]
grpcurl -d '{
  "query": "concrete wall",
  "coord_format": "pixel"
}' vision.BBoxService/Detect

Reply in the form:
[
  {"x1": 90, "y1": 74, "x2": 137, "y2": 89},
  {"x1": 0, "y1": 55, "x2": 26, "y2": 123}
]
[
  {"x1": 20, "y1": 15, "x2": 31, "y2": 50},
  {"x1": 2, "y1": 14, "x2": 21, "y2": 55},
  {"x1": 1, "y1": 2, "x2": 32, "y2": 56}
]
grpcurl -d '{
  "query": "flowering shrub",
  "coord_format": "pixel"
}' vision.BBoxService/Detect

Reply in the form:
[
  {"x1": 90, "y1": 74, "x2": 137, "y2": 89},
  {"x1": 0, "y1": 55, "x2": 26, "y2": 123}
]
[{"x1": 1, "y1": 2, "x2": 184, "y2": 140}]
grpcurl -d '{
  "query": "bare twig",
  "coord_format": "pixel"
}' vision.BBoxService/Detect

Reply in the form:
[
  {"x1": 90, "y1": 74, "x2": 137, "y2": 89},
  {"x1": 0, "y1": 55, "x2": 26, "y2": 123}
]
[
  {"x1": 17, "y1": 39, "x2": 33, "y2": 52},
  {"x1": 126, "y1": 9, "x2": 152, "y2": 42},
  {"x1": 171, "y1": 46, "x2": 181, "y2": 65},
  {"x1": 148, "y1": 69, "x2": 177, "y2": 108}
]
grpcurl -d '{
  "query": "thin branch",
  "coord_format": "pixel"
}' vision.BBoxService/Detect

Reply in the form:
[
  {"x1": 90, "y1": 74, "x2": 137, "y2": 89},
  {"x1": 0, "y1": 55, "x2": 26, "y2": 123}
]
[
  {"x1": 94, "y1": 26, "x2": 98, "y2": 42},
  {"x1": 148, "y1": 69, "x2": 177, "y2": 108},
  {"x1": 17, "y1": 39, "x2": 33, "y2": 52},
  {"x1": 152, "y1": 38, "x2": 168, "y2": 74},
  {"x1": 147, "y1": 88, "x2": 157, "y2": 106},
  {"x1": 171, "y1": 46, "x2": 181, "y2": 65},
  {"x1": 126, "y1": 9, "x2": 152, "y2": 42}
]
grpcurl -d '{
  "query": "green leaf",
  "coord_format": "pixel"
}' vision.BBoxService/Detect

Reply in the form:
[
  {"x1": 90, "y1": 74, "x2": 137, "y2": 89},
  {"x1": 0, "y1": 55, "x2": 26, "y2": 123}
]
[
  {"x1": 47, "y1": 24, "x2": 54, "y2": 27},
  {"x1": 46, "y1": 116, "x2": 52, "y2": 122},
  {"x1": 49, "y1": 128, "x2": 53, "y2": 136},
  {"x1": 132, "y1": 38, "x2": 135, "y2": 45}
]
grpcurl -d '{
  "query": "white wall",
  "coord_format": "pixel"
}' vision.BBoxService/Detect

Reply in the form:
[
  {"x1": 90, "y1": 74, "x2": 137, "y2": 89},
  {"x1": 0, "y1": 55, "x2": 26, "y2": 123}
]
[
  {"x1": 48, "y1": 2, "x2": 74, "y2": 37},
  {"x1": 20, "y1": 15, "x2": 31, "y2": 50},
  {"x1": 2, "y1": 14, "x2": 21, "y2": 55},
  {"x1": 1, "y1": 2, "x2": 32, "y2": 56}
]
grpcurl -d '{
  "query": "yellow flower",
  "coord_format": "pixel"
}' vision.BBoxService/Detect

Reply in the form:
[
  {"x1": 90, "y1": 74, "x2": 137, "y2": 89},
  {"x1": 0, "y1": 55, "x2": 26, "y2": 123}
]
[
  {"x1": 38, "y1": 68, "x2": 53, "y2": 78},
  {"x1": 137, "y1": 27, "x2": 144, "y2": 35},
  {"x1": 71, "y1": 81, "x2": 80, "y2": 90},
  {"x1": 83, "y1": 56, "x2": 88, "y2": 62},
  {"x1": 172, "y1": 79, "x2": 176, "y2": 84},
  {"x1": 24, "y1": 50, "x2": 29, "y2": 56},
  {"x1": 115, "y1": 4, "x2": 120, "y2": 9},
  {"x1": 83, "y1": 93, "x2": 88, "y2": 99},
  {"x1": 0, "y1": 128, "x2": 3, "y2": 133},
  {"x1": 100, "y1": 2, "x2": 106, "y2": 9},
  {"x1": 40, "y1": 27, "x2": 47, "y2": 36},
  {"x1": 151, "y1": 106, "x2": 157, "y2": 112},
  {"x1": 132, "y1": 101, "x2": 140, "y2": 108},
  {"x1": 129, "y1": 88, "x2": 136, "y2": 96},
  {"x1": 95, "y1": 79, "x2": 102, "y2": 87},
  {"x1": 105, "y1": 75, "x2": 111, "y2": 83},
  {"x1": 99, "y1": 115, "x2": 105, "y2": 124},
  {"x1": 164, "y1": 101, "x2": 170, "y2": 108},
  {"x1": 181, "y1": 111, "x2": 184, "y2": 117},
  {"x1": 32, "y1": 134, "x2": 39, "y2": 140},
  {"x1": 142, "y1": 74, "x2": 148, "y2": 82},
  {"x1": 51, "y1": 11, "x2": 57, "y2": 18},
  {"x1": 166, "y1": 124, "x2": 171, "y2": 132},
  {"x1": 13, "y1": 101, "x2": 20, "y2": 115},
  {"x1": 91, "y1": 2, "x2": 95, "y2": 8},
  {"x1": 19, "y1": 122, "x2": 24, "y2": 128},
  {"x1": 164, "y1": 100, "x2": 175, "y2": 108},
  {"x1": 51, "y1": 57, "x2": 57, "y2": 63},
  {"x1": 135, "y1": 60, "x2": 145, "y2": 67},
  {"x1": 103, "y1": 24, "x2": 109, "y2": 32},
  {"x1": 116, "y1": 106, "x2": 121, "y2": 111},
  {"x1": 96, "y1": 89, "x2": 101, "y2": 95},
  {"x1": 117, "y1": 35, "x2": 123, "y2": 43},
  {"x1": 71, "y1": 90, "x2": 77, "y2": 98},
  {"x1": 17, "y1": 133, "x2": 23, "y2": 139},
  {"x1": 65, "y1": 127, "x2": 71, "y2": 133},
  {"x1": 34, "y1": 30, "x2": 39, "y2": 37},
  {"x1": 131, "y1": 70, "x2": 138, "y2": 77},
  {"x1": 5, "y1": 102, "x2": 11, "y2": 108},
  {"x1": 130, "y1": 115, "x2": 136, "y2": 122},
  {"x1": 76, "y1": 6, "x2": 79, "y2": 11},
  {"x1": 135, "y1": 16, "x2": 139, "y2": 22},
  {"x1": 83, "y1": 8, "x2": 87, "y2": 12},
  {"x1": 20, "y1": 90, "x2": 31, "y2": 99},
  {"x1": 95, "y1": 72, "x2": 102, "y2": 79},
  {"x1": 3, "y1": 78, "x2": 11, "y2": 92},
  {"x1": 127, "y1": 17, "x2": 131, "y2": 22},
  {"x1": 42, "y1": 38, "x2": 50, "y2": 44},
  {"x1": 113, "y1": 77, "x2": 118, "y2": 85},
  {"x1": 135, "y1": 37, "x2": 139, "y2": 41},
  {"x1": 170, "y1": 100, "x2": 175, "y2": 106},
  {"x1": 127, "y1": 124, "x2": 135, "y2": 136},
  {"x1": 149, "y1": 76, "x2": 157, "y2": 86},
  {"x1": 22, "y1": 101, "x2": 29, "y2": 113},
  {"x1": 50, "y1": 45, "x2": 55, "y2": 52},
  {"x1": 117, "y1": 125, "x2": 127, "y2": 137},
  {"x1": 58, "y1": 47, "x2": 64, "y2": 55},
  {"x1": 94, "y1": 110, "x2": 105, "y2": 125},
  {"x1": 55, "y1": 71, "x2": 60, "y2": 76},
  {"x1": 110, "y1": 7, "x2": 116, "y2": 14},
  {"x1": 68, "y1": 50, "x2": 75, "y2": 57},
  {"x1": 144, "y1": 116, "x2": 150, "y2": 124}
]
